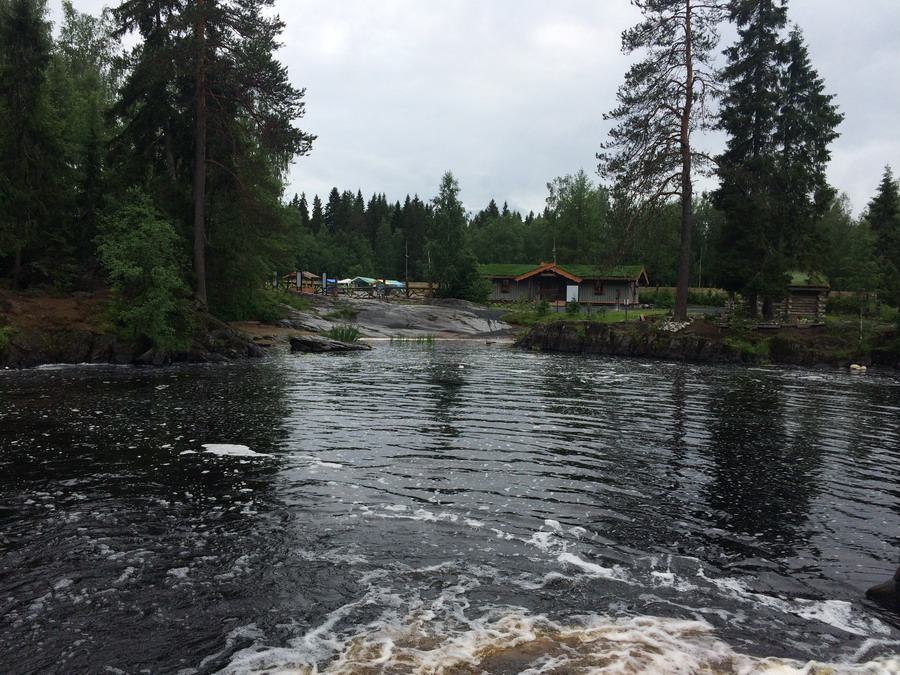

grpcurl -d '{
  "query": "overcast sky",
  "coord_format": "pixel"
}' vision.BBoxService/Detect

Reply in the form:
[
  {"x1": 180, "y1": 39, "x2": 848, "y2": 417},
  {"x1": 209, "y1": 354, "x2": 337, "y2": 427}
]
[{"x1": 57, "y1": 1, "x2": 900, "y2": 218}]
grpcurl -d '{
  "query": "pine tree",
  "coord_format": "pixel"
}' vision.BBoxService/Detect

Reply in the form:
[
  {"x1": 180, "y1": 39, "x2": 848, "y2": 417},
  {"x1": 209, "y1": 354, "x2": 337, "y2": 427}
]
[
  {"x1": 111, "y1": 0, "x2": 315, "y2": 311},
  {"x1": 864, "y1": 167, "x2": 900, "y2": 306},
  {"x1": 598, "y1": 0, "x2": 726, "y2": 320},
  {"x1": 0, "y1": 0, "x2": 61, "y2": 289},
  {"x1": 426, "y1": 172, "x2": 484, "y2": 301},
  {"x1": 400, "y1": 195, "x2": 431, "y2": 278},
  {"x1": 53, "y1": 2, "x2": 118, "y2": 279},
  {"x1": 310, "y1": 195, "x2": 324, "y2": 234},
  {"x1": 713, "y1": 0, "x2": 841, "y2": 316},
  {"x1": 323, "y1": 188, "x2": 343, "y2": 235}
]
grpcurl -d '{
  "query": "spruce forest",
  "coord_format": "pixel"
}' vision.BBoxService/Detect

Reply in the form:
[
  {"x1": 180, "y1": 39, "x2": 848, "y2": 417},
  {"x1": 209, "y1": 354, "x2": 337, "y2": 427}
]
[{"x1": 1, "y1": 0, "x2": 898, "y2": 348}]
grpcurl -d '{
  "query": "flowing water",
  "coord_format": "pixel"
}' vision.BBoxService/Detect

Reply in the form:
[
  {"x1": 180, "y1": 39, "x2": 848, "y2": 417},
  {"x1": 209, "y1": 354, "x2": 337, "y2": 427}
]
[{"x1": 1, "y1": 342, "x2": 899, "y2": 674}]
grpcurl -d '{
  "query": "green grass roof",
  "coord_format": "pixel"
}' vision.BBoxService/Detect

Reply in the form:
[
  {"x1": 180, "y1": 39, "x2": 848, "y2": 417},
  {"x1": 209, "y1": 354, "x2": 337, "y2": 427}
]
[
  {"x1": 477, "y1": 263, "x2": 645, "y2": 279},
  {"x1": 476, "y1": 264, "x2": 536, "y2": 277}
]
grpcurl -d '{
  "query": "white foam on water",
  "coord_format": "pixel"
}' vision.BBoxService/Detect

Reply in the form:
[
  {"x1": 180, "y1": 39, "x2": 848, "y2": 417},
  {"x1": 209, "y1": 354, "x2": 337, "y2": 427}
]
[
  {"x1": 650, "y1": 569, "x2": 699, "y2": 592},
  {"x1": 705, "y1": 573, "x2": 892, "y2": 638},
  {"x1": 167, "y1": 567, "x2": 189, "y2": 579},
  {"x1": 794, "y1": 599, "x2": 890, "y2": 638},
  {"x1": 291, "y1": 454, "x2": 344, "y2": 468},
  {"x1": 558, "y1": 551, "x2": 634, "y2": 584},
  {"x1": 527, "y1": 530, "x2": 560, "y2": 552},
  {"x1": 214, "y1": 606, "x2": 898, "y2": 675},
  {"x1": 201, "y1": 444, "x2": 270, "y2": 458}
]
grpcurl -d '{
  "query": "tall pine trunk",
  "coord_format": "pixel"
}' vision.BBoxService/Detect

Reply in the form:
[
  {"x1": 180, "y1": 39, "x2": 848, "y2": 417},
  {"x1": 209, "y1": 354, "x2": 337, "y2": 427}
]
[
  {"x1": 192, "y1": 0, "x2": 208, "y2": 308},
  {"x1": 674, "y1": 0, "x2": 695, "y2": 322}
]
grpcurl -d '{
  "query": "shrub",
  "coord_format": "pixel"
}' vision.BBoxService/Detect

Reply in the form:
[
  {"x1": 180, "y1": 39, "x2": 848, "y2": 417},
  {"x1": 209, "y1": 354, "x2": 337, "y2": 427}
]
[
  {"x1": 724, "y1": 335, "x2": 770, "y2": 356},
  {"x1": 641, "y1": 289, "x2": 675, "y2": 308},
  {"x1": 565, "y1": 300, "x2": 581, "y2": 315},
  {"x1": 641, "y1": 288, "x2": 728, "y2": 308},
  {"x1": 96, "y1": 189, "x2": 193, "y2": 350},
  {"x1": 687, "y1": 288, "x2": 728, "y2": 307},
  {"x1": 827, "y1": 293, "x2": 878, "y2": 317},
  {"x1": 0, "y1": 325, "x2": 13, "y2": 352}
]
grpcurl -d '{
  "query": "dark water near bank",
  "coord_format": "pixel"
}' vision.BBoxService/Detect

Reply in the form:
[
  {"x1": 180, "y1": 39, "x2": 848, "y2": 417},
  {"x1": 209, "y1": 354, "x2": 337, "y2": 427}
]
[{"x1": 1, "y1": 343, "x2": 899, "y2": 673}]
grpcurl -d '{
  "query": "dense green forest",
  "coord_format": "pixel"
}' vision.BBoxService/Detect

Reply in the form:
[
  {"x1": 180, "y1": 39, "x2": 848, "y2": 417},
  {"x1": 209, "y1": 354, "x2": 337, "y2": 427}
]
[{"x1": 1, "y1": 0, "x2": 898, "y2": 347}]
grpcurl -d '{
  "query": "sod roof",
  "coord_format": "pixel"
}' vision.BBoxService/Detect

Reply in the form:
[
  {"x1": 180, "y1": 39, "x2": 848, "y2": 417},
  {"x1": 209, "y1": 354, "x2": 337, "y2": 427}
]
[{"x1": 477, "y1": 263, "x2": 646, "y2": 280}]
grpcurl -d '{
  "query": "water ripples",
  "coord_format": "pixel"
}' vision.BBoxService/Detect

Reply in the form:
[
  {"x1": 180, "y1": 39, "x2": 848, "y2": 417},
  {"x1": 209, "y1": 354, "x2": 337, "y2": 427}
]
[{"x1": 1, "y1": 345, "x2": 899, "y2": 672}]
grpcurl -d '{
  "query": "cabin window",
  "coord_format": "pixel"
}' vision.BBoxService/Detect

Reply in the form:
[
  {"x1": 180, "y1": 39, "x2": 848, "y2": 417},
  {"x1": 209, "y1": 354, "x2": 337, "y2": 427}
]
[
  {"x1": 500, "y1": 279, "x2": 511, "y2": 294},
  {"x1": 593, "y1": 280, "x2": 604, "y2": 295}
]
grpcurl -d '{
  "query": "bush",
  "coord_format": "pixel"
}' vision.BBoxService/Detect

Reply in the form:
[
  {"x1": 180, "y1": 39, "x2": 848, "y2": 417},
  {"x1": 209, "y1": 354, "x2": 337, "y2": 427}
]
[
  {"x1": 565, "y1": 300, "x2": 581, "y2": 315},
  {"x1": 827, "y1": 293, "x2": 878, "y2": 317},
  {"x1": 687, "y1": 288, "x2": 728, "y2": 307},
  {"x1": 0, "y1": 325, "x2": 13, "y2": 352},
  {"x1": 641, "y1": 289, "x2": 675, "y2": 308},
  {"x1": 96, "y1": 189, "x2": 193, "y2": 350}
]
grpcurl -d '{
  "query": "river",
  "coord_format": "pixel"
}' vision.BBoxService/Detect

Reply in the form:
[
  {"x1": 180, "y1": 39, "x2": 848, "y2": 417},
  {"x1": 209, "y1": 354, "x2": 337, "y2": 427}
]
[{"x1": 1, "y1": 342, "x2": 898, "y2": 673}]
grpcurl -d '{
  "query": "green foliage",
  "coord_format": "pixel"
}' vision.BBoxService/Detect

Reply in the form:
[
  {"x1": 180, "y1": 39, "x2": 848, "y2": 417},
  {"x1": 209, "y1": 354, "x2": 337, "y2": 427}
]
[
  {"x1": 426, "y1": 171, "x2": 485, "y2": 302},
  {"x1": 111, "y1": 0, "x2": 315, "y2": 308},
  {"x1": 598, "y1": 0, "x2": 724, "y2": 321},
  {"x1": 324, "y1": 307, "x2": 360, "y2": 321},
  {"x1": 324, "y1": 324, "x2": 360, "y2": 342},
  {"x1": 96, "y1": 190, "x2": 193, "y2": 349},
  {"x1": 0, "y1": 325, "x2": 13, "y2": 351},
  {"x1": 544, "y1": 170, "x2": 610, "y2": 264},
  {"x1": 0, "y1": 0, "x2": 65, "y2": 289},
  {"x1": 827, "y1": 293, "x2": 879, "y2": 318},
  {"x1": 863, "y1": 167, "x2": 900, "y2": 306},
  {"x1": 565, "y1": 300, "x2": 581, "y2": 315},
  {"x1": 642, "y1": 289, "x2": 675, "y2": 308},
  {"x1": 536, "y1": 299, "x2": 551, "y2": 317},
  {"x1": 643, "y1": 287, "x2": 728, "y2": 307},
  {"x1": 216, "y1": 286, "x2": 317, "y2": 322},
  {"x1": 714, "y1": 3, "x2": 842, "y2": 314},
  {"x1": 278, "y1": 292, "x2": 312, "y2": 314},
  {"x1": 724, "y1": 335, "x2": 770, "y2": 357}
]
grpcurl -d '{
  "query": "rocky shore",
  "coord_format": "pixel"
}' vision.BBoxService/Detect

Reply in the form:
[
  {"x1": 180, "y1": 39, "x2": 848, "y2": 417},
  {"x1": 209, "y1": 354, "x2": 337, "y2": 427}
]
[
  {"x1": 0, "y1": 310, "x2": 265, "y2": 369},
  {"x1": 0, "y1": 291, "x2": 512, "y2": 369},
  {"x1": 5, "y1": 288, "x2": 898, "y2": 371},
  {"x1": 516, "y1": 319, "x2": 900, "y2": 370}
]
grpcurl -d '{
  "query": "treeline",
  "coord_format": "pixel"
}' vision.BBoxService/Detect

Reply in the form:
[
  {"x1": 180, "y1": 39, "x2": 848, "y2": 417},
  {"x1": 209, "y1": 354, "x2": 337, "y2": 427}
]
[
  {"x1": 288, "y1": 169, "x2": 617, "y2": 283},
  {"x1": 291, "y1": 165, "x2": 900, "y2": 313},
  {"x1": 2, "y1": 0, "x2": 898, "y2": 351}
]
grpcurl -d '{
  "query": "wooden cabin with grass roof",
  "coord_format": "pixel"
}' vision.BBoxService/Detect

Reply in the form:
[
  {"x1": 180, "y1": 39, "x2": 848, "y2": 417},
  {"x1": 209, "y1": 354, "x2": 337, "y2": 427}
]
[
  {"x1": 478, "y1": 262, "x2": 649, "y2": 307},
  {"x1": 753, "y1": 271, "x2": 830, "y2": 319}
]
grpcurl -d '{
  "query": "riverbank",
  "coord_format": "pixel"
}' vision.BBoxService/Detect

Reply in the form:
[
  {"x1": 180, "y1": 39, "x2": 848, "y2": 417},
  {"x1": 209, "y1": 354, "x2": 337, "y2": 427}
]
[
  {"x1": 0, "y1": 290, "x2": 512, "y2": 368},
  {"x1": 4, "y1": 289, "x2": 898, "y2": 371},
  {"x1": 516, "y1": 318, "x2": 900, "y2": 370},
  {"x1": 0, "y1": 289, "x2": 265, "y2": 368}
]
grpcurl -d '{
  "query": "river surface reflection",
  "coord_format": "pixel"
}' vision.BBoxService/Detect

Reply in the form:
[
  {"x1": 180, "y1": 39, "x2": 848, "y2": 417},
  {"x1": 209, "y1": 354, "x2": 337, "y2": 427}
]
[{"x1": 1, "y1": 342, "x2": 898, "y2": 673}]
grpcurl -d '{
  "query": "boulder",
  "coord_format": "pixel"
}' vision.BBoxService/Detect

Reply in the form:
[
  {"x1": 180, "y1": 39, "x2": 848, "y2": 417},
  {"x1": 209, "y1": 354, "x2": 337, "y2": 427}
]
[
  {"x1": 866, "y1": 566, "x2": 900, "y2": 613},
  {"x1": 289, "y1": 335, "x2": 372, "y2": 353}
]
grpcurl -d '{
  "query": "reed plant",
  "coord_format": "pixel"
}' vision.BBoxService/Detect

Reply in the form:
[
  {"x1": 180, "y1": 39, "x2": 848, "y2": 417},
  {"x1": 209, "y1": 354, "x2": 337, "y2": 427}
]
[{"x1": 324, "y1": 324, "x2": 360, "y2": 342}]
